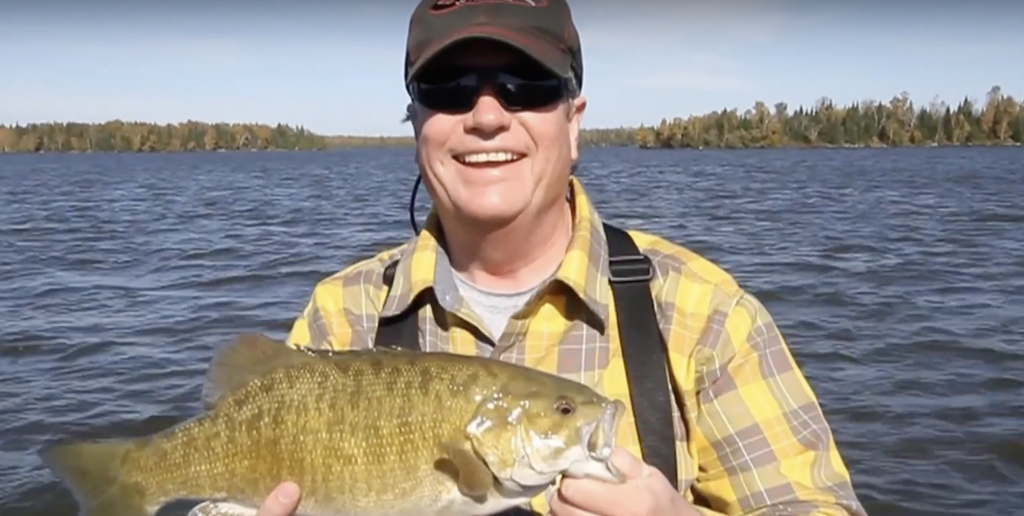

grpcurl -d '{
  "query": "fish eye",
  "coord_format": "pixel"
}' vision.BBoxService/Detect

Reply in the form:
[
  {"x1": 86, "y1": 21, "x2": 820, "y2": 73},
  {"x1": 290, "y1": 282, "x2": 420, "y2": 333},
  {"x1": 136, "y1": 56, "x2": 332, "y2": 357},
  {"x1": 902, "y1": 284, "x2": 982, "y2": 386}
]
[{"x1": 554, "y1": 397, "x2": 576, "y2": 416}]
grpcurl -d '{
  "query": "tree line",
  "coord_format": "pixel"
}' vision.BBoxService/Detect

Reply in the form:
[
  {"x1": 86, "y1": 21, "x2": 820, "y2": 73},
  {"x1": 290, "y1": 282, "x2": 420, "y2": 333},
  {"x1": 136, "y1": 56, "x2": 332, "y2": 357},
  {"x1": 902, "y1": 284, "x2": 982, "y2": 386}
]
[
  {"x1": 1, "y1": 86, "x2": 1020, "y2": 153},
  {"x1": 0, "y1": 120, "x2": 341, "y2": 154},
  {"x1": 635, "y1": 85, "x2": 1023, "y2": 149}
]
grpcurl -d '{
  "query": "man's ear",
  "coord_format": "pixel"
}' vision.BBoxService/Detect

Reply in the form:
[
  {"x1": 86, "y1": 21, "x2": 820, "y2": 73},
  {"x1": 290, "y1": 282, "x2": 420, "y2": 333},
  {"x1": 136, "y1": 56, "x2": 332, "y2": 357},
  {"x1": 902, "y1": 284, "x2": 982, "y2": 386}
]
[{"x1": 567, "y1": 95, "x2": 587, "y2": 162}]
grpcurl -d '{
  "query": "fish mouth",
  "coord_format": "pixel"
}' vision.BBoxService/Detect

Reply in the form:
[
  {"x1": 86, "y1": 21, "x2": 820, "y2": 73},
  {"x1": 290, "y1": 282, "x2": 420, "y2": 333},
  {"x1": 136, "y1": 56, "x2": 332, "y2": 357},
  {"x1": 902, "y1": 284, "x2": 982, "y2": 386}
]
[
  {"x1": 575, "y1": 399, "x2": 626, "y2": 482},
  {"x1": 585, "y1": 400, "x2": 625, "y2": 459}
]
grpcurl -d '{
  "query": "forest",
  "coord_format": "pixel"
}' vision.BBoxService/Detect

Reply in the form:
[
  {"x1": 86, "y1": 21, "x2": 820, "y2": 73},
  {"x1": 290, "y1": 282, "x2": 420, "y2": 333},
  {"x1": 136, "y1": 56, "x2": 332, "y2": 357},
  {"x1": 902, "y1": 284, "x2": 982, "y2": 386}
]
[
  {"x1": 634, "y1": 85, "x2": 1023, "y2": 149},
  {"x1": 0, "y1": 86, "x2": 1020, "y2": 153}
]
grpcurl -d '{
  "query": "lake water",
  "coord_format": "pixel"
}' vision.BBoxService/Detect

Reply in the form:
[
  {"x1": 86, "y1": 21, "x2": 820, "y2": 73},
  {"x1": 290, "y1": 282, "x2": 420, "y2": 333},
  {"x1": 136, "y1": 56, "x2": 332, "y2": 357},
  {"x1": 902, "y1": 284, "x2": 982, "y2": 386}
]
[{"x1": 1, "y1": 146, "x2": 1022, "y2": 516}]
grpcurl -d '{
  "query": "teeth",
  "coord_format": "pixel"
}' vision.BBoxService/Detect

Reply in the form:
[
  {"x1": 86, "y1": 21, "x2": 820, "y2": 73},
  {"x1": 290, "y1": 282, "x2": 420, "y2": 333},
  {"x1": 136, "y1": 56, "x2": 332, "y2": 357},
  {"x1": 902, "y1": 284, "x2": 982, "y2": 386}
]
[{"x1": 456, "y1": 151, "x2": 521, "y2": 164}]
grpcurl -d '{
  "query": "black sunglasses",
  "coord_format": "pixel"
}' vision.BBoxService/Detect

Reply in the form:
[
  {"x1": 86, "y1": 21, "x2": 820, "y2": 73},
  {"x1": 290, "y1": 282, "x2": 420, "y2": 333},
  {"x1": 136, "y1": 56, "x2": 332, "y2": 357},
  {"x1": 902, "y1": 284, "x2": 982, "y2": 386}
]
[{"x1": 408, "y1": 65, "x2": 574, "y2": 114}]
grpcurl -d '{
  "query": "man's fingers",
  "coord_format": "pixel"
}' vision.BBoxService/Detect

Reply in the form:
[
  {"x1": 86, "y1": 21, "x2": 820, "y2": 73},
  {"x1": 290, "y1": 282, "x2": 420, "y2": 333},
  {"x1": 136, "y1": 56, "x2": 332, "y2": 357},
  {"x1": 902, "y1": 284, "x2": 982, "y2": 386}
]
[
  {"x1": 549, "y1": 485, "x2": 604, "y2": 516},
  {"x1": 608, "y1": 446, "x2": 649, "y2": 480},
  {"x1": 255, "y1": 481, "x2": 301, "y2": 516},
  {"x1": 556, "y1": 448, "x2": 653, "y2": 514}
]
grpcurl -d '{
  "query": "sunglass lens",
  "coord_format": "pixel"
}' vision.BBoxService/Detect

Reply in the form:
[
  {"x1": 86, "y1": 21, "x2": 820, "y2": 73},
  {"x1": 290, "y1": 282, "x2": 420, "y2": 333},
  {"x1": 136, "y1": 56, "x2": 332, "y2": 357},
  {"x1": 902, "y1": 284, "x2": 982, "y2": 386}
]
[
  {"x1": 495, "y1": 73, "x2": 566, "y2": 111},
  {"x1": 414, "y1": 74, "x2": 479, "y2": 112}
]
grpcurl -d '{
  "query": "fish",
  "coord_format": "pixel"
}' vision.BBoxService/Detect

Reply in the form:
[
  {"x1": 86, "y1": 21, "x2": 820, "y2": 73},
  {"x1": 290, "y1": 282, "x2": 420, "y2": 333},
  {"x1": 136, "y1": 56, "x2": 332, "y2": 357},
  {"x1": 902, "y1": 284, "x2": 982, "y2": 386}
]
[{"x1": 39, "y1": 333, "x2": 627, "y2": 516}]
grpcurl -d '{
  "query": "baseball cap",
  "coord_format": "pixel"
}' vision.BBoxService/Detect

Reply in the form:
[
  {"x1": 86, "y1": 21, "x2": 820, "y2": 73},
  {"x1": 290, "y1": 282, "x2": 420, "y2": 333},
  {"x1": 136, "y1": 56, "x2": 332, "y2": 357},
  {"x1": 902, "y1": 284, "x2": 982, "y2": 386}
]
[{"x1": 404, "y1": 0, "x2": 583, "y2": 92}]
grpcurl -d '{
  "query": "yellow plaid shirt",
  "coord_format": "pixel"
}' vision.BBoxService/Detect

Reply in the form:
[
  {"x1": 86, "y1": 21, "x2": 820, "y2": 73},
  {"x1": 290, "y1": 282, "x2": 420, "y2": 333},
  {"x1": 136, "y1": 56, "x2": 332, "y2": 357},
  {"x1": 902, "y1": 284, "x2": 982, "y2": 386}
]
[{"x1": 285, "y1": 177, "x2": 865, "y2": 516}]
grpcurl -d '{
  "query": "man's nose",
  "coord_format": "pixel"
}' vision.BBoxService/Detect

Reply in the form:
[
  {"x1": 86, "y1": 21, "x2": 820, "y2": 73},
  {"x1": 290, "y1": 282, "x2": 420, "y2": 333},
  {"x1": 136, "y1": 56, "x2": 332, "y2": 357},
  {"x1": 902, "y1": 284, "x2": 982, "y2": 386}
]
[{"x1": 464, "y1": 85, "x2": 512, "y2": 134}]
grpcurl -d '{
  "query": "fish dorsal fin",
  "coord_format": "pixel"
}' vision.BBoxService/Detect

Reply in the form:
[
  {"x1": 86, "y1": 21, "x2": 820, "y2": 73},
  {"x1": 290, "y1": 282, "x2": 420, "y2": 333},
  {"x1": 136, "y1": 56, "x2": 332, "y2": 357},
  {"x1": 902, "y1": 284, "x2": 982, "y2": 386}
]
[
  {"x1": 201, "y1": 333, "x2": 319, "y2": 410},
  {"x1": 373, "y1": 344, "x2": 414, "y2": 353}
]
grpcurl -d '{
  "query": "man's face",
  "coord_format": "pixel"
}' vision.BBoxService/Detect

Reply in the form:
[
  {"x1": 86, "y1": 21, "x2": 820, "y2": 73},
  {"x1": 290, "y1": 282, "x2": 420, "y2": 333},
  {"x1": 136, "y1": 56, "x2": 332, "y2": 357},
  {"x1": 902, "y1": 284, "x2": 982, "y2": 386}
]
[{"x1": 409, "y1": 40, "x2": 587, "y2": 229}]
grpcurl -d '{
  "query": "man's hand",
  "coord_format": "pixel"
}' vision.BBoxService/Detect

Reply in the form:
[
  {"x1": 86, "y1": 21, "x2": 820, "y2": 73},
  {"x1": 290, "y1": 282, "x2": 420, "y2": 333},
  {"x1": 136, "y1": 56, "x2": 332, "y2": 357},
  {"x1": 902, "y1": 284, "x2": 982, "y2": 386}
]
[
  {"x1": 255, "y1": 481, "x2": 302, "y2": 516},
  {"x1": 550, "y1": 447, "x2": 701, "y2": 516}
]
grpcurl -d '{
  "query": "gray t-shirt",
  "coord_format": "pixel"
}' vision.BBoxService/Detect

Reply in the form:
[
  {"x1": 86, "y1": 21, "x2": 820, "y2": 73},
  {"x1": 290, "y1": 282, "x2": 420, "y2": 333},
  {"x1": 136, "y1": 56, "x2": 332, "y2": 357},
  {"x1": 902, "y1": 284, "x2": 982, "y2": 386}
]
[{"x1": 451, "y1": 271, "x2": 542, "y2": 342}]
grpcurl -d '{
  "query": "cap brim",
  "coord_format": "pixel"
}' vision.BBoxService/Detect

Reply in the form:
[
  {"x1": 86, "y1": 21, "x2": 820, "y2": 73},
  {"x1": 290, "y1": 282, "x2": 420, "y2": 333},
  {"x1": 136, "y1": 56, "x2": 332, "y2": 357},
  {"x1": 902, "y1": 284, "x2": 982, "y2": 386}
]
[{"x1": 407, "y1": 27, "x2": 572, "y2": 83}]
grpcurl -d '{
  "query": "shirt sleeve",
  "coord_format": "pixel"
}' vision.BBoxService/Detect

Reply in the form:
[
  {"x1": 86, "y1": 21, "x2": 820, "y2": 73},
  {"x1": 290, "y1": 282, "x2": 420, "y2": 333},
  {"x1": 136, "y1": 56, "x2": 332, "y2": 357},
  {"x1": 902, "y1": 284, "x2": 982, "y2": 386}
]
[{"x1": 687, "y1": 291, "x2": 866, "y2": 516}]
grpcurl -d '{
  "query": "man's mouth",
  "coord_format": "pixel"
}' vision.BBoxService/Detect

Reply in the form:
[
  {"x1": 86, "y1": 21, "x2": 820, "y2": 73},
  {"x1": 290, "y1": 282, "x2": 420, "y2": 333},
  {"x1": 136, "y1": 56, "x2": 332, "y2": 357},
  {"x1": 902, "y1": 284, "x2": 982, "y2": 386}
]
[{"x1": 454, "y1": 151, "x2": 525, "y2": 165}]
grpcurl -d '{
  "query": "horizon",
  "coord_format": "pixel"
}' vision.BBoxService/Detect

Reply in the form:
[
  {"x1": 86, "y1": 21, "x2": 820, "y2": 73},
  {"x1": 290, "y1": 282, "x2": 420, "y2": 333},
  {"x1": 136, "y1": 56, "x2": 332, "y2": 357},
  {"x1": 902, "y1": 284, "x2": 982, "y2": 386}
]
[{"x1": 2, "y1": 0, "x2": 1022, "y2": 137}]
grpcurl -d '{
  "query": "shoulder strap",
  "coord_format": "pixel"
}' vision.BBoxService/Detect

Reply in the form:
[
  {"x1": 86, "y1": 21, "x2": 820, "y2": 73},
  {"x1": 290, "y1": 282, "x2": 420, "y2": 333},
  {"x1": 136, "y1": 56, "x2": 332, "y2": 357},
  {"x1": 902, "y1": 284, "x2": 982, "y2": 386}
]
[
  {"x1": 374, "y1": 261, "x2": 420, "y2": 351},
  {"x1": 603, "y1": 222, "x2": 680, "y2": 489}
]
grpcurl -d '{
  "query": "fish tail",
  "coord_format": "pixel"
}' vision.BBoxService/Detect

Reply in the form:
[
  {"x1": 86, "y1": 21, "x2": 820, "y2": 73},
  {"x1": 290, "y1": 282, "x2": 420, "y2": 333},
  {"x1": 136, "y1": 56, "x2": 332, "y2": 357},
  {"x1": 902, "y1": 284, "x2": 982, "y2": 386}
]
[{"x1": 39, "y1": 438, "x2": 151, "y2": 516}]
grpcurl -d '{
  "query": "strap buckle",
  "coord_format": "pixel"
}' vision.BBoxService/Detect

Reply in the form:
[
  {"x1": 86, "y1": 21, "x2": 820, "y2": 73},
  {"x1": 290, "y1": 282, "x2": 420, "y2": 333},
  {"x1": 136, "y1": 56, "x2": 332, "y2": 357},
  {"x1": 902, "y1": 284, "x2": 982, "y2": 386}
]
[{"x1": 608, "y1": 254, "x2": 654, "y2": 283}]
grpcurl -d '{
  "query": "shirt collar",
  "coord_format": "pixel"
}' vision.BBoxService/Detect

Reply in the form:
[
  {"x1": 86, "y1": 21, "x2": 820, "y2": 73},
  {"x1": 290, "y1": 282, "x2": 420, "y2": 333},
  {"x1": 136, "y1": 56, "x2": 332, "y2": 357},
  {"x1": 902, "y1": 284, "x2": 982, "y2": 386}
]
[{"x1": 380, "y1": 176, "x2": 611, "y2": 328}]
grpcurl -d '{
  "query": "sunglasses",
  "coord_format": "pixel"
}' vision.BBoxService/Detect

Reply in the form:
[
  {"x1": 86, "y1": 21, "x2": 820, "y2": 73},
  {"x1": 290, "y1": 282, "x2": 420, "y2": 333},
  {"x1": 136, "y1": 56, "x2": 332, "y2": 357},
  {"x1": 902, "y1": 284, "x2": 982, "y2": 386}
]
[{"x1": 408, "y1": 64, "x2": 573, "y2": 114}]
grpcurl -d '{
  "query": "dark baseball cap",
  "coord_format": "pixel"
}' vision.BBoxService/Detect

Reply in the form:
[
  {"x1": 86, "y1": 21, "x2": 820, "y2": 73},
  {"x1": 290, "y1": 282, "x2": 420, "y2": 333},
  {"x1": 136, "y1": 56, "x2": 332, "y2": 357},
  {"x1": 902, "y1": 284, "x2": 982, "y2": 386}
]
[{"x1": 404, "y1": 0, "x2": 583, "y2": 92}]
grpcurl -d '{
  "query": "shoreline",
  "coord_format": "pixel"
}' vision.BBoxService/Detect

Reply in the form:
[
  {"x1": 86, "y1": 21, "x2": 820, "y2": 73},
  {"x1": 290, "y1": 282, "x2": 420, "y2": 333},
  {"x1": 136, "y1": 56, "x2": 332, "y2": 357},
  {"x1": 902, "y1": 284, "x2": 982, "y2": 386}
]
[
  {"x1": 1, "y1": 140, "x2": 1021, "y2": 155},
  {"x1": 3, "y1": 86, "x2": 1022, "y2": 153}
]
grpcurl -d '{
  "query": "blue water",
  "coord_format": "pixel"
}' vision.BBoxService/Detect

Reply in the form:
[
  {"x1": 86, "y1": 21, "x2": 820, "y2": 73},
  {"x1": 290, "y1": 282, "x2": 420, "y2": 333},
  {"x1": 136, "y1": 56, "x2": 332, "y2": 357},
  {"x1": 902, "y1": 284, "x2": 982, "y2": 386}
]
[{"x1": 1, "y1": 146, "x2": 1022, "y2": 515}]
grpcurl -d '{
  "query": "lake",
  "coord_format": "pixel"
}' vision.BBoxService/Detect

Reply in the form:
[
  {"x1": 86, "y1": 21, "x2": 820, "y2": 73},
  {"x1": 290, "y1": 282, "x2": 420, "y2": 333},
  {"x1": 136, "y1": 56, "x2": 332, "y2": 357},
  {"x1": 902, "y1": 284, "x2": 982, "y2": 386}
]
[{"x1": 1, "y1": 146, "x2": 1021, "y2": 516}]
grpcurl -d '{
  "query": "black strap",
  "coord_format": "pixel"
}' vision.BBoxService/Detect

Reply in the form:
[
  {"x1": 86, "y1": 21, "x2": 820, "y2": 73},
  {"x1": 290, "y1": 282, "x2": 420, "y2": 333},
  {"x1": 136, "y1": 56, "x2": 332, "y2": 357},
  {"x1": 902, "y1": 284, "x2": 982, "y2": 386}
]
[
  {"x1": 372, "y1": 224, "x2": 679, "y2": 488},
  {"x1": 603, "y1": 223, "x2": 679, "y2": 489},
  {"x1": 375, "y1": 261, "x2": 420, "y2": 351}
]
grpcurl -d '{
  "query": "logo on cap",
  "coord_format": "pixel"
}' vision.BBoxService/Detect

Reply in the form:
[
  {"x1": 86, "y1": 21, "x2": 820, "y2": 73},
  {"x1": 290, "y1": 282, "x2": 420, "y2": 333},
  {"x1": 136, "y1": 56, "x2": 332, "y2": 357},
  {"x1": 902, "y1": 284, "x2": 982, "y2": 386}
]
[{"x1": 430, "y1": 0, "x2": 548, "y2": 13}]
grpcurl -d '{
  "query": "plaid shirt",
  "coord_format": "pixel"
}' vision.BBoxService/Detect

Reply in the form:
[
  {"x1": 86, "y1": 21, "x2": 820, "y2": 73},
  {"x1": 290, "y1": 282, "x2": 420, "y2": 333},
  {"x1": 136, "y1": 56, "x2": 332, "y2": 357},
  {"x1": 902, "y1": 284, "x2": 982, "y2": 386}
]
[{"x1": 285, "y1": 177, "x2": 865, "y2": 516}]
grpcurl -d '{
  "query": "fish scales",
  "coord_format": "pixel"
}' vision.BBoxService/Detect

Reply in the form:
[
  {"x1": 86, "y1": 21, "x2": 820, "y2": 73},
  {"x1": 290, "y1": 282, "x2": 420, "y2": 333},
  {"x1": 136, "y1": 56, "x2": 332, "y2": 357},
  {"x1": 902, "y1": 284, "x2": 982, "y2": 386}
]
[
  {"x1": 143, "y1": 357, "x2": 492, "y2": 512},
  {"x1": 39, "y1": 333, "x2": 627, "y2": 516}
]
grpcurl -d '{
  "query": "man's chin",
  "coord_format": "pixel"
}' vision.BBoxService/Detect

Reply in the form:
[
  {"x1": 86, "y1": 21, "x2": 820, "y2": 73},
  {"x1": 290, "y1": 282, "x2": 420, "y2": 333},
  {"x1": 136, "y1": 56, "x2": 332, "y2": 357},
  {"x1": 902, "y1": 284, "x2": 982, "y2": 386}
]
[{"x1": 451, "y1": 202, "x2": 527, "y2": 229}]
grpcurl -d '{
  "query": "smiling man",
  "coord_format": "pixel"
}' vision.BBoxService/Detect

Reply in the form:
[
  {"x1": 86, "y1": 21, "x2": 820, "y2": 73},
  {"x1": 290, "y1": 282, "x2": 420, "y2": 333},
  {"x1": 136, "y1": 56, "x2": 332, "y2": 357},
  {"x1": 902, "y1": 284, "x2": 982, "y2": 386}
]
[{"x1": 254, "y1": 0, "x2": 867, "y2": 515}]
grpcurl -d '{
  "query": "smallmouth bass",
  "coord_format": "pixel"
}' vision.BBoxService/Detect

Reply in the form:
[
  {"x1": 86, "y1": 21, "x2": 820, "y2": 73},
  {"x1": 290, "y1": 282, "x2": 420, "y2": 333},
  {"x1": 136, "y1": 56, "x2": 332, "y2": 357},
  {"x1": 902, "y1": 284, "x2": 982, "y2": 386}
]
[{"x1": 40, "y1": 333, "x2": 626, "y2": 516}]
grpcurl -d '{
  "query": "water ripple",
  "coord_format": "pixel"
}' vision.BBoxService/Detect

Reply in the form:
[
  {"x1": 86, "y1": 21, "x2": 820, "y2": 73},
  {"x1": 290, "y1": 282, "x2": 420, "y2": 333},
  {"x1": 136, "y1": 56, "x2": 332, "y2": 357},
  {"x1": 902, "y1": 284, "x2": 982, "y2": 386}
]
[{"x1": 1, "y1": 147, "x2": 1022, "y2": 516}]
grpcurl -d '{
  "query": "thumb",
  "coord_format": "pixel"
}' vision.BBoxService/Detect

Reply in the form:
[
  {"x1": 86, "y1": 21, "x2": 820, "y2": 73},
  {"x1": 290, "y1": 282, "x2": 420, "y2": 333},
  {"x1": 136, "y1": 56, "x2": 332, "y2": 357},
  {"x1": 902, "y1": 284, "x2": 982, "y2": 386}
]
[
  {"x1": 256, "y1": 481, "x2": 302, "y2": 516},
  {"x1": 609, "y1": 446, "x2": 651, "y2": 480}
]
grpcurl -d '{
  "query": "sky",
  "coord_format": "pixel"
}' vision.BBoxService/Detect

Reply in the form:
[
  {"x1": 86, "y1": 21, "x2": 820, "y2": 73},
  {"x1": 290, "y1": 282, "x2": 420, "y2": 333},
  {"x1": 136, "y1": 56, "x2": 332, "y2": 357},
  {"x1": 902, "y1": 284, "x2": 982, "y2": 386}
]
[{"x1": 1, "y1": 0, "x2": 1021, "y2": 136}]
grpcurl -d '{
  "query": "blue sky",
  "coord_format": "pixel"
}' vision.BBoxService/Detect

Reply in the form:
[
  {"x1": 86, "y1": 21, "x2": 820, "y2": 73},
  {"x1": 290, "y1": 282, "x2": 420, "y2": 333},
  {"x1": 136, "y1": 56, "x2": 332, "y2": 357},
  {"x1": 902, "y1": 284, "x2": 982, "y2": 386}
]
[{"x1": 1, "y1": 0, "x2": 1020, "y2": 136}]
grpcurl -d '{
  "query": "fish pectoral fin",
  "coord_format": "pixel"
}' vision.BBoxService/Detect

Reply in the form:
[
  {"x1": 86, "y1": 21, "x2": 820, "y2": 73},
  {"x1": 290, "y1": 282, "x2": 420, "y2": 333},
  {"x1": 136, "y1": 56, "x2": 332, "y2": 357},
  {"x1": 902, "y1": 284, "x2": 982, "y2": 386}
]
[
  {"x1": 439, "y1": 440, "x2": 494, "y2": 498},
  {"x1": 202, "y1": 333, "x2": 319, "y2": 410}
]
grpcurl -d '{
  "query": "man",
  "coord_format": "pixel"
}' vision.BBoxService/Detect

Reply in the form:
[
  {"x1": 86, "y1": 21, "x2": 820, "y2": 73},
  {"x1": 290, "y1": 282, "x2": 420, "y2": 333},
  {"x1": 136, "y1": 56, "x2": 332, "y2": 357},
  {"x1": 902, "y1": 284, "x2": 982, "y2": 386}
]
[{"x1": 255, "y1": 0, "x2": 866, "y2": 515}]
